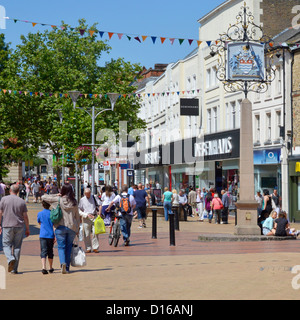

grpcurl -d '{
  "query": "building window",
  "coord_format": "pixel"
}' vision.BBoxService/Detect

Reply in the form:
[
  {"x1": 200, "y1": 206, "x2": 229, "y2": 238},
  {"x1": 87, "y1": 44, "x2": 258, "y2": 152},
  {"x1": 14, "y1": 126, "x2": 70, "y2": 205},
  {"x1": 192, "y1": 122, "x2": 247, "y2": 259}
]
[
  {"x1": 206, "y1": 69, "x2": 211, "y2": 89},
  {"x1": 207, "y1": 109, "x2": 212, "y2": 133},
  {"x1": 255, "y1": 114, "x2": 260, "y2": 143},
  {"x1": 213, "y1": 107, "x2": 218, "y2": 133},
  {"x1": 276, "y1": 110, "x2": 281, "y2": 139},
  {"x1": 231, "y1": 101, "x2": 236, "y2": 129},
  {"x1": 266, "y1": 112, "x2": 271, "y2": 141},
  {"x1": 277, "y1": 66, "x2": 282, "y2": 95}
]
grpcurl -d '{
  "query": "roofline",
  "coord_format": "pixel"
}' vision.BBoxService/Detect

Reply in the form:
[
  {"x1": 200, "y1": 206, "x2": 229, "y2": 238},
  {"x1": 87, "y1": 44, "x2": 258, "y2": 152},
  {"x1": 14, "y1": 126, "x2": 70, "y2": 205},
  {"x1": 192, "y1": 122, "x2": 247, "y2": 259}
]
[{"x1": 198, "y1": 0, "x2": 232, "y2": 25}]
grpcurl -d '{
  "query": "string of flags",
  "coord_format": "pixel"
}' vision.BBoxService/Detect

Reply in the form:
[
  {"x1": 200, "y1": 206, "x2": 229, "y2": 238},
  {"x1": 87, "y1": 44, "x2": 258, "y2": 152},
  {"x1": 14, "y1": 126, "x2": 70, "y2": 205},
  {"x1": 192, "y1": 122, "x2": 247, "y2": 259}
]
[
  {"x1": 6, "y1": 17, "x2": 300, "y2": 48},
  {"x1": 0, "y1": 88, "x2": 201, "y2": 99},
  {"x1": 5, "y1": 17, "x2": 206, "y2": 47}
]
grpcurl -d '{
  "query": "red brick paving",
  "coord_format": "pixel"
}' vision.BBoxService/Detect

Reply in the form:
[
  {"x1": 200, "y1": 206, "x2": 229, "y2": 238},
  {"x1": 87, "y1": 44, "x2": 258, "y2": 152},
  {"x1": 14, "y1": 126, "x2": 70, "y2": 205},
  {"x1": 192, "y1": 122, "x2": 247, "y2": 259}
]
[{"x1": 19, "y1": 231, "x2": 300, "y2": 257}]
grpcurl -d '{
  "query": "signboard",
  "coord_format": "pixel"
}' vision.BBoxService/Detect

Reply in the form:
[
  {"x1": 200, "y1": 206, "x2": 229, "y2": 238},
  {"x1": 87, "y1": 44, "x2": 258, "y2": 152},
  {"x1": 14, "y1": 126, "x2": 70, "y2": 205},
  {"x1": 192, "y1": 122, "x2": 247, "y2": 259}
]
[
  {"x1": 227, "y1": 42, "x2": 265, "y2": 81},
  {"x1": 180, "y1": 98, "x2": 199, "y2": 116},
  {"x1": 253, "y1": 149, "x2": 281, "y2": 165},
  {"x1": 194, "y1": 129, "x2": 240, "y2": 161}
]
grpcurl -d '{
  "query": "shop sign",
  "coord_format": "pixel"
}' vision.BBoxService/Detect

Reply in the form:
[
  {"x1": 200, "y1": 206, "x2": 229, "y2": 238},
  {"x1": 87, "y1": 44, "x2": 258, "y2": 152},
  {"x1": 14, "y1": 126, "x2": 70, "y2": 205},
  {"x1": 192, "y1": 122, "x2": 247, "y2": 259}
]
[
  {"x1": 253, "y1": 149, "x2": 281, "y2": 165},
  {"x1": 180, "y1": 98, "x2": 199, "y2": 116},
  {"x1": 194, "y1": 137, "x2": 233, "y2": 158},
  {"x1": 227, "y1": 42, "x2": 265, "y2": 81}
]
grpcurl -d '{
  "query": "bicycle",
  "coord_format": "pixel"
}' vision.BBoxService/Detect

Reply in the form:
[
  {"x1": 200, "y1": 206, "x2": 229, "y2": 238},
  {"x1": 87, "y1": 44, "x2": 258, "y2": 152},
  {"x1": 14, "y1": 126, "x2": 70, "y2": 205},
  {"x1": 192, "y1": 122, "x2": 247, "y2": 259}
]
[{"x1": 108, "y1": 209, "x2": 122, "y2": 247}]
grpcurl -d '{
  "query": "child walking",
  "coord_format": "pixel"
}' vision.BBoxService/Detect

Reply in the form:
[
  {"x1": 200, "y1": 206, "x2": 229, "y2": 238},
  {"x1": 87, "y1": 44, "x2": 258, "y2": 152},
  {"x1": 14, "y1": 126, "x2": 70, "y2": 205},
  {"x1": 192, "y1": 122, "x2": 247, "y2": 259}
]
[{"x1": 37, "y1": 201, "x2": 55, "y2": 274}]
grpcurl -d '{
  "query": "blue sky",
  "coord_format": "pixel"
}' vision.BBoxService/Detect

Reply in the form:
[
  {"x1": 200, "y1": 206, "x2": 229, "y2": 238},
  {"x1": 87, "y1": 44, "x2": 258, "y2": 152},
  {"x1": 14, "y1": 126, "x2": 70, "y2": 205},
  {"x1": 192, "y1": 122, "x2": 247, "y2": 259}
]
[{"x1": 0, "y1": 0, "x2": 225, "y2": 68}]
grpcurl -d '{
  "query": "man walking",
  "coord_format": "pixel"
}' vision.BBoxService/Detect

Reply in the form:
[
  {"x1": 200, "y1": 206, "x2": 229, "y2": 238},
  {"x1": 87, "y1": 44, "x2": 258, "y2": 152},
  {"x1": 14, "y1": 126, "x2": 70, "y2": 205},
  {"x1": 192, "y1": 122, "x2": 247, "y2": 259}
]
[
  {"x1": 134, "y1": 183, "x2": 150, "y2": 229},
  {"x1": 0, "y1": 184, "x2": 30, "y2": 274},
  {"x1": 78, "y1": 188, "x2": 101, "y2": 253},
  {"x1": 108, "y1": 185, "x2": 136, "y2": 246},
  {"x1": 188, "y1": 187, "x2": 197, "y2": 218}
]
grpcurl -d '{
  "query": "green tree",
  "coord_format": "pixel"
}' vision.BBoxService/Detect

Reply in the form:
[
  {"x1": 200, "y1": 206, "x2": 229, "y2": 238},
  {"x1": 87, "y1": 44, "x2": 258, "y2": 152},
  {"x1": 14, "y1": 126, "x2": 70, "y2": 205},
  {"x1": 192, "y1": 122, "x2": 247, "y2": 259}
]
[{"x1": 0, "y1": 20, "x2": 145, "y2": 183}]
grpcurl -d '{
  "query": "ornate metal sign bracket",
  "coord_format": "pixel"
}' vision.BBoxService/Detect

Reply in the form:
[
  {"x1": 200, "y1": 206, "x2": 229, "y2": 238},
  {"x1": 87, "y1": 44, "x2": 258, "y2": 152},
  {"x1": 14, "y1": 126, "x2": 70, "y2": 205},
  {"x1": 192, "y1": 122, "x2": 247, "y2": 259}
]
[{"x1": 209, "y1": 2, "x2": 275, "y2": 98}]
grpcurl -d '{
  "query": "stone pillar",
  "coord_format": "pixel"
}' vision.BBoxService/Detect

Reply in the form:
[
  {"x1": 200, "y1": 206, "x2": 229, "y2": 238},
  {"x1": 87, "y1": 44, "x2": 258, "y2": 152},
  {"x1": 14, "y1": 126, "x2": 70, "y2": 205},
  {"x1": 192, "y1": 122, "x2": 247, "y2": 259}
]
[{"x1": 235, "y1": 98, "x2": 261, "y2": 235}]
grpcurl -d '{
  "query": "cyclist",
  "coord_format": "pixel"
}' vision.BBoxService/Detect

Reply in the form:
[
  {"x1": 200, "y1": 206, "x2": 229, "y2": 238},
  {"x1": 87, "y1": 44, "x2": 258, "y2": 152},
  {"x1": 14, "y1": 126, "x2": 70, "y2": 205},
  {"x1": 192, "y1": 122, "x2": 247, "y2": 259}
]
[{"x1": 107, "y1": 185, "x2": 136, "y2": 246}]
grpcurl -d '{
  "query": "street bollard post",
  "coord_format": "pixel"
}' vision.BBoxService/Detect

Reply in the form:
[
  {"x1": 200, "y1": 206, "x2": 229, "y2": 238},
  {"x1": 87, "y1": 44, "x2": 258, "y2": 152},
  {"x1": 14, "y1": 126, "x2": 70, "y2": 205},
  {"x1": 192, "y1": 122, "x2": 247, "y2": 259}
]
[
  {"x1": 173, "y1": 206, "x2": 179, "y2": 231},
  {"x1": 152, "y1": 208, "x2": 157, "y2": 239},
  {"x1": 169, "y1": 213, "x2": 175, "y2": 246}
]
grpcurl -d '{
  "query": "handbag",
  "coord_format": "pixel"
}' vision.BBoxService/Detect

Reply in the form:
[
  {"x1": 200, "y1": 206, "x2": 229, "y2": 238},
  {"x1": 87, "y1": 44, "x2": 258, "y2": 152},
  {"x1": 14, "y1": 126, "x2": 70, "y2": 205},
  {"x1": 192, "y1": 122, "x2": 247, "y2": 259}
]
[
  {"x1": 50, "y1": 197, "x2": 63, "y2": 224},
  {"x1": 71, "y1": 238, "x2": 86, "y2": 267},
  {"x1": 94, "y1": 216, "x2": 106, "y2": 235}
]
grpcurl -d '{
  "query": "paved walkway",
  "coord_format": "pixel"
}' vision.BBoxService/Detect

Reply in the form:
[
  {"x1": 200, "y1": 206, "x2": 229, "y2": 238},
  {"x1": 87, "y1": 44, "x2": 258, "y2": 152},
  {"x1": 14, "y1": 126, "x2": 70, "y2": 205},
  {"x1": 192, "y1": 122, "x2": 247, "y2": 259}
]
[{"x1": 1, "y1": 202, "x2": 300, "y2": 300}]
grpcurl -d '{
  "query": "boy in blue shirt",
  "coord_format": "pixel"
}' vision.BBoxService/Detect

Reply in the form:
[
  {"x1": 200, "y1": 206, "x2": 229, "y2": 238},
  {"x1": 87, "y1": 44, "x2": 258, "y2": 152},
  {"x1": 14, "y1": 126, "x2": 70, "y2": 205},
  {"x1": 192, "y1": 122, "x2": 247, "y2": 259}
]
[{"x1": 37, "y1": 201, "x2": 55, "y2": 274}]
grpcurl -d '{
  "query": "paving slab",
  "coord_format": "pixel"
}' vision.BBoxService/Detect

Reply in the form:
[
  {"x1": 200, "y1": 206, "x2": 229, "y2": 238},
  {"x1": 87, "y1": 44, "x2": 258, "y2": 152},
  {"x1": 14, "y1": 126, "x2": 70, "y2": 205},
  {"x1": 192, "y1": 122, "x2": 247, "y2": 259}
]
[{"x1": 0, "y1": 202, "x2": 300, "y2": 300}]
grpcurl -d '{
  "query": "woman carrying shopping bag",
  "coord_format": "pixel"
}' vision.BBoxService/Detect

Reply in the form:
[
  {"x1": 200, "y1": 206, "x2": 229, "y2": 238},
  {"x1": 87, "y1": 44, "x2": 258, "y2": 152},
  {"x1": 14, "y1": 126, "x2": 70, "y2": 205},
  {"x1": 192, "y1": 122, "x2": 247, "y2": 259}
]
[{"x1": 42, "y1": 184, "x2": 81, "y2": 274}]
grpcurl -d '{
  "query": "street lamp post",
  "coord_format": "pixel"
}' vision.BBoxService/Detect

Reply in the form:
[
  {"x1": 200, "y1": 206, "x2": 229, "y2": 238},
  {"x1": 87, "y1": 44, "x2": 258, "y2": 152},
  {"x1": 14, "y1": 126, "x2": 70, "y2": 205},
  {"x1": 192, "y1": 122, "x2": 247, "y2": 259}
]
[
  {"x1": 69, "y1": 91, "x2": 119, "y2": 195},
  {"x1": 56, "y1": 109, "x2": 65, "y2": 187}
]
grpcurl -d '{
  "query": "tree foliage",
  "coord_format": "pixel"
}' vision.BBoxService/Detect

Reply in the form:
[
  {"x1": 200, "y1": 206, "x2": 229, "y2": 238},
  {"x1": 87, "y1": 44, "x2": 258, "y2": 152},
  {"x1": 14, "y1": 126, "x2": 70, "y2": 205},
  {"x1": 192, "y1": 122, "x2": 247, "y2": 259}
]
[{"x1": 0, "y1": 20, "x2": 145, "y2": 179}]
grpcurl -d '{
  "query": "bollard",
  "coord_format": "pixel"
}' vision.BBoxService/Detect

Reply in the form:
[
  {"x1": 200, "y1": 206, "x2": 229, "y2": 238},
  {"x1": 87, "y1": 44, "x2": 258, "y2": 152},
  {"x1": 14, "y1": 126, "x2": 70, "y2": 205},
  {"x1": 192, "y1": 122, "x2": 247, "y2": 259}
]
[
  {"x1": 169, "y1": 213, "x2": 175, "y2": 246},
  {"x1": 173, "y1": 206, "x2": 179, "y2": 231},
  {"x1": 152, "y1": 209, "x2": 157, "y2": 239},
  {"x1": 235, "y1": 210, "x2": 237, "y2": 226}
]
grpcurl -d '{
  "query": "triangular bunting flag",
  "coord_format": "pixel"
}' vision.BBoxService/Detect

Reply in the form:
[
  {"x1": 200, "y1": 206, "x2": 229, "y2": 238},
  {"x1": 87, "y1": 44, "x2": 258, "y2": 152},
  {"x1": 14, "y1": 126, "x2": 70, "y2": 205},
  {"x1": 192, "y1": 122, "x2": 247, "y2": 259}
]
[
  {"x1": 127, "y1": 35, "x2": 131, "y2": 41},
  {"x1": 79, "y1": 29, "x2": 85, "y2": 36},
  {"x1": 99, "y1": 31, "x2": 104, "y2": 38},
  {"x1": 89, "y1": 30, "x2": 95, "y2": 37},
  {"x1": 188, "y1": 39, "x2": 193, "y2": 45},
  {"x1": 151, "y1": 36, "x2": 157, "y2": 44},
  {"x1": 206, "y1": 41, "x2": 212, "y2": 47},
  {"x1": 142, "y1": 35, "x2": 147, "y2": 41},
  {"x1": 179, "y1": 39, "x2": 184, "y2": 45},
  {"x1": 169, "y1": 38, "x2": 175, "y2": 45},
  {"x1": 134, "y1": 36, "x2": 141, "y2": 43},
  {"x1": 117, "y1": 33, "x2": 123, "y2": 40},
  {"x1": 51, "y1": 25, "x2": 56, "y2": 29},
  {"x1": 108, "y1": 32, "x2": 114, "y2": 39},
  {"x1": 14, "y1": 19, "x2": 17, "y2": 23},
  {"x1": 197, "y1": 41, "x2": 202, "y2": 46},
  {"x1": 32, "y1": 22, "x2": 37, "y2": 27},
  {"x1": 160, "y1": 37, "x2": 166, "y2": 44}
]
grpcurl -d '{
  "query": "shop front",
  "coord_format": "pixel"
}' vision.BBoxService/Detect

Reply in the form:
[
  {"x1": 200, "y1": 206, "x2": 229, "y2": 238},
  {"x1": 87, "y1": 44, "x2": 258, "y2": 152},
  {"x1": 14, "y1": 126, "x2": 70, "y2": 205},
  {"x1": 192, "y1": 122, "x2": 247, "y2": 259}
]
[
  {"x1": 253, "y1": 148, "x2": 282, "y2": 195},
  {"x1": 135, "y1": 129, "x2": 241, "y2": 195},
  {"x1": 194, "y1": 129, "x2": 240, "y2": 195},
  {"x1": 289, "y1": 159, "x2": 300, "y2": 222}
]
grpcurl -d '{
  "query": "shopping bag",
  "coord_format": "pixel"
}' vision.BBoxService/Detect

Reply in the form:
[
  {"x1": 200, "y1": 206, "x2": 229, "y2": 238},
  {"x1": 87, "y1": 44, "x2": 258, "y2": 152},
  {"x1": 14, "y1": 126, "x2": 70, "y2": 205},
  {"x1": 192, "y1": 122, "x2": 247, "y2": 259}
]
[
  {"x1": 94, "y1": 216, "x2": 106, "y2": 235},
  {"x1": 78, "y1": 223, "x2": 84, "y2": 242},
  {"x1": 71, "y1": 240, "x2": 86, "y2": 267}
]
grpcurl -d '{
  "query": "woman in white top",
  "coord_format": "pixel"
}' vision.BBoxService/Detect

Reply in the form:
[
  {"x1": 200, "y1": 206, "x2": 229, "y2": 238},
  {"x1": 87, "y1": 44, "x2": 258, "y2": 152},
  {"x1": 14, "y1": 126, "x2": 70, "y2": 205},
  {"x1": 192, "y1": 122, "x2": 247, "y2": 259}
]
[
  {"x1": 172, "y1": 189, "x2": 179, "y2": 207},
  {"x1": 100, "y1": 186, "x2": 116, "y2": 226}
]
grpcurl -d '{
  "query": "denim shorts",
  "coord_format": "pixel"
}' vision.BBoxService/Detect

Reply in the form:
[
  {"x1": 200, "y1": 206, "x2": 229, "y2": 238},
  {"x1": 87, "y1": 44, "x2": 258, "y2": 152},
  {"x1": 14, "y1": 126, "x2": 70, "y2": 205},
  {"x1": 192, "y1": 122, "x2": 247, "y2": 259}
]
[
  {"x1": 136, "y1": 206, "x2": 146, "y2": 220},
  {"x1": 40, "y1": 237, "x2": 54, "y2": 259},
  {"x1": 262, "y1": 227, "x2": 271, "y2": 236}
]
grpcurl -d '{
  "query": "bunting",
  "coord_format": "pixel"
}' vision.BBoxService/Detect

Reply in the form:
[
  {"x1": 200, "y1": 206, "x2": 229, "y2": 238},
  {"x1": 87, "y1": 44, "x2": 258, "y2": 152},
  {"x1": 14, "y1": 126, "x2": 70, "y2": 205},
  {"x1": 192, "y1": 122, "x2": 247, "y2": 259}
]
[
  {"x1": 5, "y1": 17, "x2": 289, "y2": 48},
  {"x1": 0, "y1": 87, "x2": 201, "y2": 100},
  {"x1": 5, "y1": 17, "x2": 216, "y2": 48}
]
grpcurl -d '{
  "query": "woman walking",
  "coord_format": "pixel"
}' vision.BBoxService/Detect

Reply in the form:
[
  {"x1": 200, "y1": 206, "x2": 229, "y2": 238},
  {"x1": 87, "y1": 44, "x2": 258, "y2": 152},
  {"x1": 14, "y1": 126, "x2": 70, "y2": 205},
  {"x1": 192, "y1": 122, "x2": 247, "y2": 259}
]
[
  {"x1": 42, "y1": 184, "x2": 80, "y2": 274},
  {"x1": 162, "y1": 187, "x2": 173, "y2": 221},
  {"x1": 101, "y1": 186, "x2": 115, "y2": 226}
]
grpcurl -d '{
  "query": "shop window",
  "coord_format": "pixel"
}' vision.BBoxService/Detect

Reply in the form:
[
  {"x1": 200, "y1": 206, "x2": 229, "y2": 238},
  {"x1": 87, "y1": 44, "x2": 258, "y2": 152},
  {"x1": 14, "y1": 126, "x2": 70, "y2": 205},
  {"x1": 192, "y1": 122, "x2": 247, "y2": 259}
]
[{"x1": 298, "y1": 177, "x2": 300, "y2": 211}]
